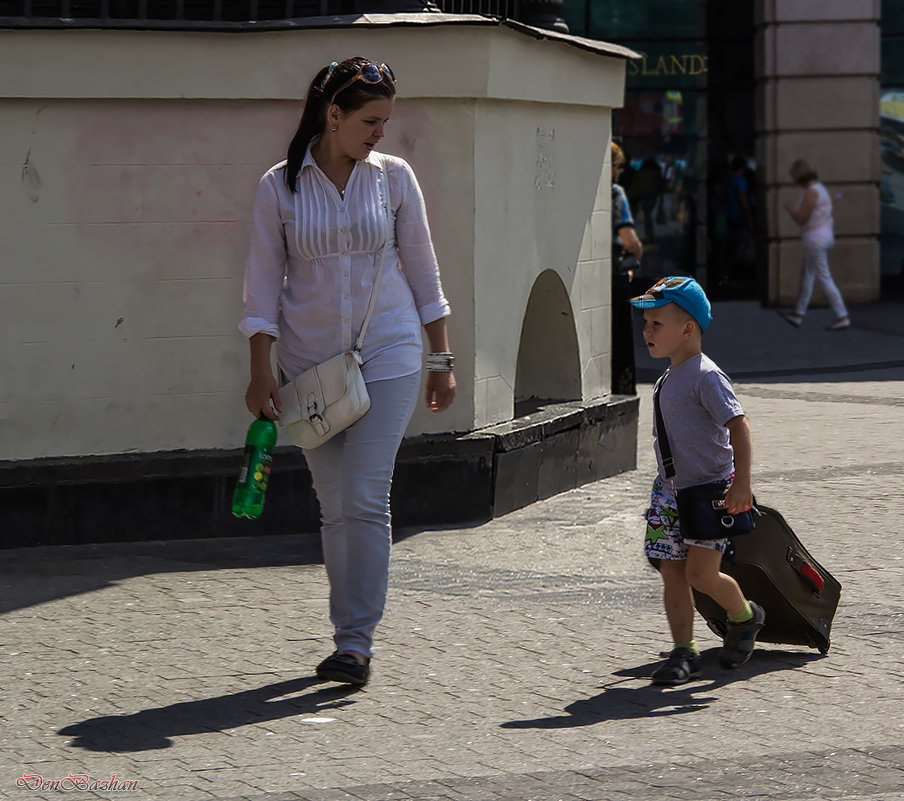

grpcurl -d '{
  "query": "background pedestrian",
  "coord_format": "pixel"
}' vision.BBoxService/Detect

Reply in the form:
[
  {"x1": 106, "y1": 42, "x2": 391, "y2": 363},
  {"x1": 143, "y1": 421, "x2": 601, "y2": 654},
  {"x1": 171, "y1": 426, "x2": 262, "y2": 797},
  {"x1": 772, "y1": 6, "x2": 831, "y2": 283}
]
[
  {"x1": 781, "y1": 158, "x2": 850, "y2": 330},
  {"x1": 611, "y1": 141, "x2": 644, "y2": 395}
]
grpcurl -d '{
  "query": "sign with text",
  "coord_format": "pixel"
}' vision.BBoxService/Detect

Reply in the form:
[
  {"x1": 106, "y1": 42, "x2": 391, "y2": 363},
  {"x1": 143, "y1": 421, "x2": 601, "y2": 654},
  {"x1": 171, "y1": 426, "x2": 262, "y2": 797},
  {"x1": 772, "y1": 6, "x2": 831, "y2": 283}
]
[{"x1": 625, "y1": 44, "x2": 708, "y2": 89}]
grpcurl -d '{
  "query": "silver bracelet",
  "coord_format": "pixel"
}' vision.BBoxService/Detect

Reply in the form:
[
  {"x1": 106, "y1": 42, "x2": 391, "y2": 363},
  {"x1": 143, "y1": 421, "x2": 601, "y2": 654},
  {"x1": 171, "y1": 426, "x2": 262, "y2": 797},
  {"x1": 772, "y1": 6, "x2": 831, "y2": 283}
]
[{"x1": 426, "y1": 352, "x2": 455, "y2": 372}]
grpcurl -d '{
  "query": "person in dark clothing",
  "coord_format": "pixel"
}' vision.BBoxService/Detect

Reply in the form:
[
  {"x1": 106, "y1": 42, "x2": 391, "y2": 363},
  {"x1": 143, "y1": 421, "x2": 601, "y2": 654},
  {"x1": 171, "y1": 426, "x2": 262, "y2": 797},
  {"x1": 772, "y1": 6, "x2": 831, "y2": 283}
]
[{"x1": 611, "y1": 142, "x2": 644, "y2": 395}]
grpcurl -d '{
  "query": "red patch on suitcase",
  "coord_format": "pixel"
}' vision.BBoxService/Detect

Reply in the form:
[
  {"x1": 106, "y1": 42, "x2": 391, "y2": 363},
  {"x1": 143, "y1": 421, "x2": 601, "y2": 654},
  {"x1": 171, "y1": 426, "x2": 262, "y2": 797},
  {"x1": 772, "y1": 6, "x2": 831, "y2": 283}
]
[{"x1": 800, "y1": 563, "x2": 824, "y2": 592}]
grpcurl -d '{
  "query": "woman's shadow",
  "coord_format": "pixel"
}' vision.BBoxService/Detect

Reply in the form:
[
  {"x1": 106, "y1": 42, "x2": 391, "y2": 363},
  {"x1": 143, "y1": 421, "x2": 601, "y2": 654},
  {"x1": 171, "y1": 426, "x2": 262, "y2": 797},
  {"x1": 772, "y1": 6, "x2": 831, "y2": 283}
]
[
  {"x1": 501, "y1": 649, "x2": 823, "y2": 729},
  {"x1": 59, "y1": 676, "x2": 359, "y2": 752}
]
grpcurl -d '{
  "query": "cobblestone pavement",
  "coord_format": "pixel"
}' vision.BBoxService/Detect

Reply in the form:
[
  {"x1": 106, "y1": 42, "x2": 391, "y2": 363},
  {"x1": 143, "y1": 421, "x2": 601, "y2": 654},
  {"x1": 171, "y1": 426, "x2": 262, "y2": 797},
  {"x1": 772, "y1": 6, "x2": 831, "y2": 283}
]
[{"x1": 2, "y1": 300, "x2": 904, "y2": 800}]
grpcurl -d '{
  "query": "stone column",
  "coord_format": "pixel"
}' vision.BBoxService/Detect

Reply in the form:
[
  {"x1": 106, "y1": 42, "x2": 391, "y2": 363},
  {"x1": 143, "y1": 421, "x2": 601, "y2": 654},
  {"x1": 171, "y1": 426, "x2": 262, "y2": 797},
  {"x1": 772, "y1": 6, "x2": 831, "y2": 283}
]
[{"x1": 756, "y1": 0, "x2": 881, "y2": 305}]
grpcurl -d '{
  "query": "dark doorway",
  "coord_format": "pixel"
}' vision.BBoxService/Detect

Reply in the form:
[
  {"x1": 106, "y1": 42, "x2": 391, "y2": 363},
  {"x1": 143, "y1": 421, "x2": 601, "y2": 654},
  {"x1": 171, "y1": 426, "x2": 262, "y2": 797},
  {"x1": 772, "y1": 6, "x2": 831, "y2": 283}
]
[{"x1": 566, "y1": 0, "x2": 757, "y2": 298}]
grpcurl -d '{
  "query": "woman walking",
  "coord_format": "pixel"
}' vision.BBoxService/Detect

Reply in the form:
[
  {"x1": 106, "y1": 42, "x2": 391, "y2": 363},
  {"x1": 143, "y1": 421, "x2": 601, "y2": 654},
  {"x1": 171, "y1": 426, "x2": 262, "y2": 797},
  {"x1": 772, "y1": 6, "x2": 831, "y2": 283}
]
[
  {"x1": 781, "y1": 159, "x2": 850, "y2": 331},
  {"x1": 240, "y1": 57, "x2": 456, "y2": 686}
]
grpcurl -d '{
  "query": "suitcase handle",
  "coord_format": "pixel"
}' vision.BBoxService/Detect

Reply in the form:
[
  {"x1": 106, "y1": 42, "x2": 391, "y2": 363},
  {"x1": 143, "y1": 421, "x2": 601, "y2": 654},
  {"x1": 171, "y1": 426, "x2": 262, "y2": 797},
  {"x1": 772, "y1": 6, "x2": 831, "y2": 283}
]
[{"x1": 786, "y1": 548, "x2": 825, "y2": 593}]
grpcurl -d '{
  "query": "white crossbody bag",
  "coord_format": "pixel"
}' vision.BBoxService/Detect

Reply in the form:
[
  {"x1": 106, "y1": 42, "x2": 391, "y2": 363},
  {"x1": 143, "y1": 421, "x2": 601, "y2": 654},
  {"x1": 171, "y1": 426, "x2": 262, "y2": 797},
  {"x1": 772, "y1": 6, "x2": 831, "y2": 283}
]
[{"x1": 278, "y1": 163, "x2": 390, "y2": 449}]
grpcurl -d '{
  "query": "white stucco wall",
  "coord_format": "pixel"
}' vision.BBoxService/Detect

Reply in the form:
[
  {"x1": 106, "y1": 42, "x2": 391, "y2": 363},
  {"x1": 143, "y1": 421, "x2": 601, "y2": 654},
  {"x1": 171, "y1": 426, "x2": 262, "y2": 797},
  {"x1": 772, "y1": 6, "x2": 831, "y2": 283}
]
[
  {"x1": 472, "y1": 100, "x2": 612, "y2": 426},
  {"x1": 0, "y1": 24, "x2": 627, "y2": 460}
]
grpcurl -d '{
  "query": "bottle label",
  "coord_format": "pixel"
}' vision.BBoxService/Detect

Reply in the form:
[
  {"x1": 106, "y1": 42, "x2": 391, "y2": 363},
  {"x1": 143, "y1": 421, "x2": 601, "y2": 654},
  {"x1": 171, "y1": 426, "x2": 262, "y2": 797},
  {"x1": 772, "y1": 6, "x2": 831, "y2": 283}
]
[{"x1": 238, "y1": 446, "x2": 272, "y2": 494}]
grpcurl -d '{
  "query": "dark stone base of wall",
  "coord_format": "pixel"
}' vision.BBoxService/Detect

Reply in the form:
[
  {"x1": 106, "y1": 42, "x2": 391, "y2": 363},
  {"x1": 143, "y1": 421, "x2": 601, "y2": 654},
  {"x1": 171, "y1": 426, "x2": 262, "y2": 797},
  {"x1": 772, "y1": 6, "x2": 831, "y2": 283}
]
[{"x1": 0, "y1": 396, "x2": 638, "y2": 549}]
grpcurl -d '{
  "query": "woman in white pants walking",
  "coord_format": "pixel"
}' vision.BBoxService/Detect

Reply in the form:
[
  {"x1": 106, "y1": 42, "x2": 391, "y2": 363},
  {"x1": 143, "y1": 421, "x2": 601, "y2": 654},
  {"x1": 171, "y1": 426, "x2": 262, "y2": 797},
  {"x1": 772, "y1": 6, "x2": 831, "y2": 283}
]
[
  {"x1": 780, "y1": 159, "x2": 850, "y2": 331},
  {"x1": 240, "y1": 57, "x2": 456, "y2": 686}
]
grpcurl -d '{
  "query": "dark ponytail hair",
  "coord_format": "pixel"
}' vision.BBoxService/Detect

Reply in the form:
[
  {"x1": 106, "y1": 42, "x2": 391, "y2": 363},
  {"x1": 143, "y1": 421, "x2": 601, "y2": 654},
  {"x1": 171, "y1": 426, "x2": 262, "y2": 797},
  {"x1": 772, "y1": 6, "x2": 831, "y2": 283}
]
[{"x1": 285, "y1": 56, "x2": 397, "y2": 193}]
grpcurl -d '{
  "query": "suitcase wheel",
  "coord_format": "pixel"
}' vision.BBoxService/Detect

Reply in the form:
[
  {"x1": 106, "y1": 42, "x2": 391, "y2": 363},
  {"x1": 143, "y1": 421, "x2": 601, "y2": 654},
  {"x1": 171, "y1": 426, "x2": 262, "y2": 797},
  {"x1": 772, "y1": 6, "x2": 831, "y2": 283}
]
[{"x1": 805, "y1": 628, "x2": 831, "y2": 655}]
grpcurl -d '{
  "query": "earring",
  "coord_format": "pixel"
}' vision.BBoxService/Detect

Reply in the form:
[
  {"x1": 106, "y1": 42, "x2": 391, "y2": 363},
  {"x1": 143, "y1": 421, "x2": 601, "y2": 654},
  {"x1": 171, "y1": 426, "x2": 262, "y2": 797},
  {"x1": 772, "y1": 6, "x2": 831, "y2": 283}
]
[{"x1": 331, "y1": 124, "x2": 337, "y2": 133}]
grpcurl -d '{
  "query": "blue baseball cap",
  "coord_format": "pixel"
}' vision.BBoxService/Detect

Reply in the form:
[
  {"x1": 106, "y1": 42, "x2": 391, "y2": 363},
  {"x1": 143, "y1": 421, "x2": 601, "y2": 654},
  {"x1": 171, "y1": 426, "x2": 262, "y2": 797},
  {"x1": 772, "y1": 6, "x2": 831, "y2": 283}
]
[{"x1": 630, "y1": 276, "x2": 712, "y2": 331}]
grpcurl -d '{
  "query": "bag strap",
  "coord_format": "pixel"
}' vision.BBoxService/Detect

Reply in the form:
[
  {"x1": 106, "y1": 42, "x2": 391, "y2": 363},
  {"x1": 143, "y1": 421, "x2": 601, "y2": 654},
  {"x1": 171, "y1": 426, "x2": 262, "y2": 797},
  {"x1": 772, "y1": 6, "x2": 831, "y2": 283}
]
[
  {"x1": 354, "y1": 159, "x2": 391, "y2": 354},
  {"x1": 652, "y1": 374, "x2": 676, "y2": 480}
]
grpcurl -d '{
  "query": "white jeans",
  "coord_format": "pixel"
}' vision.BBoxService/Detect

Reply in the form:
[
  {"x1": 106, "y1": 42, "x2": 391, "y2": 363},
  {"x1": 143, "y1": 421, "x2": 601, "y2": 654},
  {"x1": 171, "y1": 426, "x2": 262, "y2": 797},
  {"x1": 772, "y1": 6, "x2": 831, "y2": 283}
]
[
  {"x1": 794, "y1": 238, "x2": 848, "y2": 320},
  {"x1": 302, "y1": 371, "x2": 421, "y2": 658}
]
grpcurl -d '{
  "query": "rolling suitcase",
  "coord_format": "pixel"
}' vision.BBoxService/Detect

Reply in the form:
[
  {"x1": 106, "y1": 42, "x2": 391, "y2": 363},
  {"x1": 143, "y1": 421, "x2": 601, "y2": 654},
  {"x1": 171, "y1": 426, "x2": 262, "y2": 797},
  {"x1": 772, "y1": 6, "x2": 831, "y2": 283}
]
[{"x1": 693, "y1": 504, "x2": 842, "y2": 654}]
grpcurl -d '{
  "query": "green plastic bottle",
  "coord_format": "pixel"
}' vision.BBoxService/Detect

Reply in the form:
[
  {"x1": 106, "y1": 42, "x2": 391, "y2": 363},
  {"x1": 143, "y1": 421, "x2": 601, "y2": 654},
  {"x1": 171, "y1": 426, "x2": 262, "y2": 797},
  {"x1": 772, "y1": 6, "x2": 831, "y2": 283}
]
[{"x1": 231, "y1": 417, "x2": 278, "y2": 520}]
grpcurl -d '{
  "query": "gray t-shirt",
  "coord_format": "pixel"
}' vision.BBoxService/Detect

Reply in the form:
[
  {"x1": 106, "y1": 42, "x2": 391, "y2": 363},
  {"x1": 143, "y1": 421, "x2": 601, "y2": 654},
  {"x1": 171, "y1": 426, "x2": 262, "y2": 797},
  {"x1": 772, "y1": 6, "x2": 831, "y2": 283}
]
[{"x1": 653, "y1": 353, "x2": 745, "y2": 490}]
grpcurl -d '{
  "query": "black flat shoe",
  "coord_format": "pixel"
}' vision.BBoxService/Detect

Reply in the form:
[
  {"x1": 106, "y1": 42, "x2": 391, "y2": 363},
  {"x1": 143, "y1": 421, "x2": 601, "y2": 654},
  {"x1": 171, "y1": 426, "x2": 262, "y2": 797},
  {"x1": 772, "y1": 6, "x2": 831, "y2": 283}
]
[{"x1": 316, "y1": 651, "x2": 370, "y2": 686}]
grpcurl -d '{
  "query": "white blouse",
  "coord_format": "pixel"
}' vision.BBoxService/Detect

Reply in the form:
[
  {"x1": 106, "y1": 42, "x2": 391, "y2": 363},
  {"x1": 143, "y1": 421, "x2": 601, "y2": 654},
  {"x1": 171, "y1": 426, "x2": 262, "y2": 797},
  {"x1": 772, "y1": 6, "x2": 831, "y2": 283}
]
[
  {"x1": 798, "y1": 181, "x2": 835, "y2": 247},
  {"x1": 239, "y1": 145, "x2": 450, "y2": 383}
]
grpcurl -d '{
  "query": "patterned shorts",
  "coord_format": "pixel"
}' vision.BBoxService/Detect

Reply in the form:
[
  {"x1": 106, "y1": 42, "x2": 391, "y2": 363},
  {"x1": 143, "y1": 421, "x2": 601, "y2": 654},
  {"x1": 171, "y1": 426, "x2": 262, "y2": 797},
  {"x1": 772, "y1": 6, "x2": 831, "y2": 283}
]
[{"x1": 644, "y1": 477, "x2": 730, "y2": 561}]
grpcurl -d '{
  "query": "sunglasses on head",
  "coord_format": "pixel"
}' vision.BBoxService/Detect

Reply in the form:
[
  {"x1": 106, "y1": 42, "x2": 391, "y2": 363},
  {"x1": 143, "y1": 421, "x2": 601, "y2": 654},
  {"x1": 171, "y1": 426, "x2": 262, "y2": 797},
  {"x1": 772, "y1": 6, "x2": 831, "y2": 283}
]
[{"x1": 329, "y1": 62, "x2": 395, "y2": 106}]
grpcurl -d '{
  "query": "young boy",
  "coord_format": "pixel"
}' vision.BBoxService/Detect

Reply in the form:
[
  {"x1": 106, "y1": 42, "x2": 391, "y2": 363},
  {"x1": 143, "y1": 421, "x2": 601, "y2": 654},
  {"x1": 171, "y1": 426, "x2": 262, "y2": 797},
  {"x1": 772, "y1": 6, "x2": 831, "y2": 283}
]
[{"x1": 631, "y1": 276, "x2": 765, "y2": 686}]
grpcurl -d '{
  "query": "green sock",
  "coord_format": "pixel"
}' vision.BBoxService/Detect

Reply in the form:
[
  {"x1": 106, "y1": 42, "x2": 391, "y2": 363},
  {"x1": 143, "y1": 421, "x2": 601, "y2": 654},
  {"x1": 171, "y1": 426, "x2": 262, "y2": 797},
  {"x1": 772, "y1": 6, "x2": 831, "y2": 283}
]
[
  {"x1": 728, "y1": 601, "x2": 753, "y2": 624},
  {"x1": 675, "y1": 640, "x2": 698, "y2": 654}
]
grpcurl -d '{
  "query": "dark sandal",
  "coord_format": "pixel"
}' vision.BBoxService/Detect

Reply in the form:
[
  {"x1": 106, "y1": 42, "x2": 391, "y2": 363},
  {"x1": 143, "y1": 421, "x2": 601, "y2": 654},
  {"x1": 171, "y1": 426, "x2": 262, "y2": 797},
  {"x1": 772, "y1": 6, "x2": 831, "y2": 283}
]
[
  {"x1": 719, "y1": 601, "x2": 766, "y2": 669},
  {"x1": 651, "y1": 647, "x2": 702, "y2": 686},
  {"x1": 316, "y1": 651, "x2": 370, "y2": 686}
]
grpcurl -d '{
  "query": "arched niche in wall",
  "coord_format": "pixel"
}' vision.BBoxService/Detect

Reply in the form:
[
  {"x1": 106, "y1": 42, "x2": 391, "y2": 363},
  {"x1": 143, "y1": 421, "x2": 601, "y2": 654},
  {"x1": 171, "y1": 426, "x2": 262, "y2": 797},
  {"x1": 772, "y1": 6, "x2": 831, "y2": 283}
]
[{"x1": 514, "y1": 269, "x2": 581, "y2": 416}]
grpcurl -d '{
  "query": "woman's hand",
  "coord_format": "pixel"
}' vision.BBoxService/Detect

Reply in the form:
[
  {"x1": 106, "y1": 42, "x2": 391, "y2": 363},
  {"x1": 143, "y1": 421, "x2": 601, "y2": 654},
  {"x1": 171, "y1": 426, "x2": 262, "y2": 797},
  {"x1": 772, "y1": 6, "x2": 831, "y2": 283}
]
[
  {"x1": 422, "y1": 318, "x2": 456, "y2": 413},
  {"x1": 245, "y1": 371, "x2": 282, "y2": 421},
  {"x1": 425, "y1": 371, "x2": 456, "y2": 413}
]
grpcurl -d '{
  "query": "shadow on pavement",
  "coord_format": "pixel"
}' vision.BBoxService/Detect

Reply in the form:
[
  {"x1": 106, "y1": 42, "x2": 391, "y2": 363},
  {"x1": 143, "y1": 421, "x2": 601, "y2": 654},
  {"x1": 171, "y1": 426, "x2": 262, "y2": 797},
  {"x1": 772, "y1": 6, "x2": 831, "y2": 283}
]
[
  {"x1": 58, "y1": 676, "x2": 360, "y2": 752},
  {"x1": 0, "y1": 524, "x2": 477, "y2": 616},
  {"x1": 500, "y1": 648, "x2": 825, "y2": 728},
  {"x1": 0, "y1": 533, "x2": 328, "y2": 616}
]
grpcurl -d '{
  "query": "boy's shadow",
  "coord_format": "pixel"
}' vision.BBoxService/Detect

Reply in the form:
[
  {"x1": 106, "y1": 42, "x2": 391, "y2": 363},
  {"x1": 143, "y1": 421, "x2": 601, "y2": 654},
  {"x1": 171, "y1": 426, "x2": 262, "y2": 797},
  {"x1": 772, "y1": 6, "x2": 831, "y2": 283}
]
[
  {"x1": 501, "y1": 649, "x2": 823, "y2": 729},
  {"x1": 59, "y1": 676, "x2": 359, "y2": 752}
]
